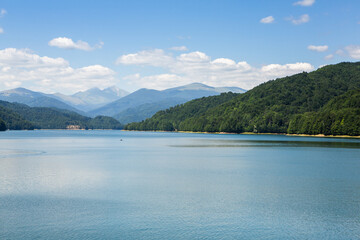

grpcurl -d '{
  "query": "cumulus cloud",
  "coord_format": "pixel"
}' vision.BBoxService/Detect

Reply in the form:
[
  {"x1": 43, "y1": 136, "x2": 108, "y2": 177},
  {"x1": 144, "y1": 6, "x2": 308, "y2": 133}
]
[
  {"x1": 307, "y1": 45, "x2": 328, "y2": 52},
  {"x1": 0, "y1": 9, "x2": 6, "y2": 17},
  {"x1": 117, "y1": 49, "x2": 314, "y2": 90},
  {"x1": 288, "y1": 14, "x2": 310, "y2": 25},
  {"x1": 344, "y1": 45, "x2": 360, "y2": 59},
  {"x1": 0, "y1": 48, "x2": 116, "y2": 94},
  {"x1": 116, "y1": 49, "x2": 174, "y2": 67},
  {"x1": 177, "y1": 51, "x2": 211, "y2": 62},
  {"x1": 48, "y1": 37, "x2": 103, "y2": 51},
  {"x1": 0, "y1": 27, "x2": 3, "y2": 34},
  {"x1": 293, "y1": 0, "x2": 315, "y2": 6},
  {"x1": 260, "y1": 16, "x2": 275, "y2": 24},
  {"x1": 170, "y1": 46, "x2": 188, "y2": 51},
  {"x1": 124, "y1": 73, "x2": 183, "y2": 90}
]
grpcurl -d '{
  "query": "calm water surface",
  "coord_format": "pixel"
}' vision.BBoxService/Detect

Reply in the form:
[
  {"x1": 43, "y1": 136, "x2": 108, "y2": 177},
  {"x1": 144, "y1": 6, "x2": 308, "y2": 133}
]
[{"x1": 0, "y1": 130, "x2": 360, "y2": 239}]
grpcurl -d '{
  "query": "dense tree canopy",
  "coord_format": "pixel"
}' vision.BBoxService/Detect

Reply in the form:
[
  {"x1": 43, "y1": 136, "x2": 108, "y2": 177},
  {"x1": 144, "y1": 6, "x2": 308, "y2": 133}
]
[
  {"x1": 125, "y1": 92, "x2": 238, "y2": 131},
  {"x1": 125, "y1": 62, "x2": 360, "y2": 136},
  {"x1": 0, "y1": 100, "x2": 123, "y2": 130},
  {"x1": 0, "y1": 118, "x2": 7, "y2": 131}
]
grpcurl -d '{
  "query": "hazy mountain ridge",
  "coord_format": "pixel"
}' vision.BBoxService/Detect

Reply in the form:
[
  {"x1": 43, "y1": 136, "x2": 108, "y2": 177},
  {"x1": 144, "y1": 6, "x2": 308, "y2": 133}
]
[
  {"x1": 0, "y1": 83, "x2": 247, "y2": 125},
  {"x1": 0, "y1": 88, "x2": 84, "y2": 114},
  {"x1": 114, "y1": 98, "x2": 188, "y2": 124},
  {"x1": 53, "y1": 86, "x2": 129, "y2": 112},
  {"x1": 90, "y1": 83, "x2": 246, "y2": 122}
]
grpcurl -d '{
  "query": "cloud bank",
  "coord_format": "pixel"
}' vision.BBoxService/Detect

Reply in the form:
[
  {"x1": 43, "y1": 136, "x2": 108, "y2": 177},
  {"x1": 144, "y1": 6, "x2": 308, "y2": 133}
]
[
  {"x1": 0, "y1": 48, "x2": 116, "y2": 93},
  {"x1": 117, "y1": 49, "x2": 314, "y2": 90}
]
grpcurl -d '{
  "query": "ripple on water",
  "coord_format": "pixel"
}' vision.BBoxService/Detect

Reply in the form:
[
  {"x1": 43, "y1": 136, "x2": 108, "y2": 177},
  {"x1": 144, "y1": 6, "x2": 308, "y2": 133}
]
[{"x1": 0, "y1": 149, "x2": 45, "y2": 158}]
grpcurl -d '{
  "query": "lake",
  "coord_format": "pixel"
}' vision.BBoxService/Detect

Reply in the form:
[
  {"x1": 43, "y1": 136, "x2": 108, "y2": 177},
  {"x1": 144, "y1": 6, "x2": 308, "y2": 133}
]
[{"x1": 0, "y1": 130, "x2": 360, "y2": 239}]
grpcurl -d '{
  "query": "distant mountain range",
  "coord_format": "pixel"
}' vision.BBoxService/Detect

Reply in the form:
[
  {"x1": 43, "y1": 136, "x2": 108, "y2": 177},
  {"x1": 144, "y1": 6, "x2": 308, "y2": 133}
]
[
  {"x1": 52, "y1": 86, "x2": 129, "y2": 112},
  {"x1": 89, "y1": 83, "x2": 246, "y2": 123},
  {"x1": 0, "y1": 88, "x2": 83, "y2": 114},
  {"x1": 0, "y1": 83, "x2": 246, "y2": 124}
]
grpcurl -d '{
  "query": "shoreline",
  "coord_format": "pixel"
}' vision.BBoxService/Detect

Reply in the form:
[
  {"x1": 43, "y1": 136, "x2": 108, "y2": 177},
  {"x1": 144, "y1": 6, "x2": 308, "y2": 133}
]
[
  {"x1": 4, "y1": 129, "x2": 360, "y2": 138},
  {"x1": 123, "y1": 129, "x2": 360, "y2": 139}
]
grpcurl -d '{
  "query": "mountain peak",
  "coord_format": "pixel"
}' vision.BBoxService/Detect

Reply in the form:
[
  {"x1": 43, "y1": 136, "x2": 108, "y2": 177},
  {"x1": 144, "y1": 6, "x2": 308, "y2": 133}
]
[
  {"x1": 168, "y1": 83, "x2": 214, "y2": 92},
  {"x1": 104, "y1": 85, "x2": 119, "y2": 91},
  {"x1": 0, "y1": 87, "x2": 39, "y2": 97},
  {"x1": 185, "y1": 82, "x2": 209, "y2": 87}
]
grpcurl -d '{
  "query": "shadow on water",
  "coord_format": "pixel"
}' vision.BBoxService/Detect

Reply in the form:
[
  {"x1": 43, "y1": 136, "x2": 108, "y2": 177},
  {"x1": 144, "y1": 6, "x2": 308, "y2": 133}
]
[{"x1": 169, "y1": 139, "x2": 360, "y2": 149}]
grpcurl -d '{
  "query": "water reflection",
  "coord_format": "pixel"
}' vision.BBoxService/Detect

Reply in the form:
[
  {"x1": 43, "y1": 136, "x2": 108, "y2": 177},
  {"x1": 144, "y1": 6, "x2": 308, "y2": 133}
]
[
  {"x1": 169, "y1": 138, "x2": 360, "y2": 149},
  {"x1": 0, "y1": 131, "x2": 359, "y2": 240}
]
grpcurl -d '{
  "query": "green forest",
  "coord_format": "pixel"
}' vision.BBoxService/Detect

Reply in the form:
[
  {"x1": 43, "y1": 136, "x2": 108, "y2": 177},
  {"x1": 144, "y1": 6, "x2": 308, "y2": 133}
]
[
  {"x1": 0, "y1": 101, "x2": 123, "y2": 131},
  {"x1": 125, "y1": 62, "x2": 360, "y2": 136}
]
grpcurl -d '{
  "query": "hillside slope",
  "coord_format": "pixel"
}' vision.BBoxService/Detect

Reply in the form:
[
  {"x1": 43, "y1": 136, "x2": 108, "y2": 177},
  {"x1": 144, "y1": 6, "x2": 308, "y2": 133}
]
[
  {"x1": 0, "y1": 101, "x2": 123, "y2": 130},
  {"x1": 125, "y1": 92, "x2": 239, "y2": 131},
  {"x1": 0, "y1": 105, "x2": 34, "y2": 130},
  {"x1": 288, "y1": 89, "x2": 360, "y2": 136},
  {"x1": 125, "y1": 62, "x2": 360, "y2": 135}
]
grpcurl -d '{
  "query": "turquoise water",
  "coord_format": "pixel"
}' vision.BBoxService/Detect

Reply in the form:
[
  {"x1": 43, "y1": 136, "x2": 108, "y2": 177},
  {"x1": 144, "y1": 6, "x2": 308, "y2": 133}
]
[{"x1": 0, "y1": 130, "x2": 360, "y2": 239}]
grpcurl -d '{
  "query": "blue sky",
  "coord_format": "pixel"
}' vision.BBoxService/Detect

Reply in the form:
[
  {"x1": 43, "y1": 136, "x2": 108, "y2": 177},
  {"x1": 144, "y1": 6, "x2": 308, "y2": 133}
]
[{"x1": 0, "y1": 0, "x2": 359, "y2": 94}]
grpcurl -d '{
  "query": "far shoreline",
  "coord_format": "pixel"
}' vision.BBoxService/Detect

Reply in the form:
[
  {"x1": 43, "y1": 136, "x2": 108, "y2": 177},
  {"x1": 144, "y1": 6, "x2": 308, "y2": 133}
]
[
  {"x1": 3, "y1": 129, "x2": 360, "y2": 139},
  {"x1": 122, "y1": 129, "x2": 360, "y2": 139}
]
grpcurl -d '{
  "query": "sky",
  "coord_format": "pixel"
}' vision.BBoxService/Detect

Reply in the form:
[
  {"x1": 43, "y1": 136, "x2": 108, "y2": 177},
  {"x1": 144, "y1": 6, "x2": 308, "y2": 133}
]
[{"x1": 0, "y1": 0, "x2": 359, "y2": 94}]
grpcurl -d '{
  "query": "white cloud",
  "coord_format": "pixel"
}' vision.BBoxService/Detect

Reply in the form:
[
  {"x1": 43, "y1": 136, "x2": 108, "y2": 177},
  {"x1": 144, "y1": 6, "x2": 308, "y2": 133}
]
[
  {"x1": 0, "y1": 48, "x2": 116, "y2": 94},
  {"x1": 293, "y1": 0, "x2": 315, "y2": 6},
  {"x1": 170, "y1": 46, "x2": 188, "y2": 51},
  {"x1": 260, "y1": 16, "x2": 275, "y2": 24},
  {"x1": 0, "y1": 9, "x2": 6, "y2": 17},
  {"x1": 307, "y1": 45, "x2": 328, "y2": 52},
  {"x1": 118, "y1": 49, "x2": 314, "y2": 90},
  {"x1": 48, "y1": 37, "x2": 103, "y2": 51},
  {"x1": 116, "y1": 49, "x2": 174, "y2": 67},
  {"x1": 344, "y1": 45, "x2": 360, "y2": 59},
  {"x1": 125, "y1": 73, "x2": 183, "y2": 90},
  {"x1": 324, "y1": 54, "x2": 334, "y2": 60},
  {"x1": 288, "y1": 14, "x2": 310, "y2": 25},
  {"x1": 177, "y1": 51, "x2": 210, "y2": 62},
  {"x1": 0, "y1": 27, "x2": 3, "y2": 34}
]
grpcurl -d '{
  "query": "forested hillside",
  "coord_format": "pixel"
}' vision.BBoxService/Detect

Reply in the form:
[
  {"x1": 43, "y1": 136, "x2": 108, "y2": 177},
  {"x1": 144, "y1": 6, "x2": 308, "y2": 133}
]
[
  {"x1": 125, "y1": 62, "x2": 360, "y2": 136},
  {"x1": 125, "y1": 92, "x2": 239, "y2": 131},
  {"x1": 0, "y1": 101, "x2": 123, "y2": 130},
  {"x1": 0, "y1": 105, "x2": 34, "y2": 130},
  {"x1": 288, "y1": 89, "x2": 360, "y2": 136}
]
